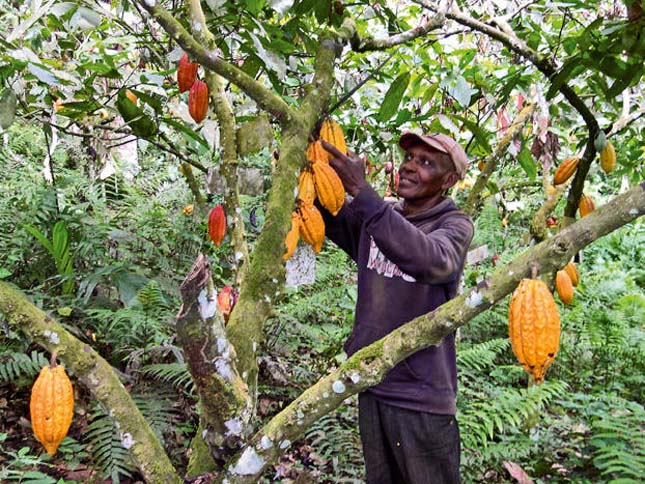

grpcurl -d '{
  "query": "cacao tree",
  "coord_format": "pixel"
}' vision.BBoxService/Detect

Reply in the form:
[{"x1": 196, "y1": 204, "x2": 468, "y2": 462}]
[{"x1": 1, "y1": 0, "x2": 643, "y2": 482}]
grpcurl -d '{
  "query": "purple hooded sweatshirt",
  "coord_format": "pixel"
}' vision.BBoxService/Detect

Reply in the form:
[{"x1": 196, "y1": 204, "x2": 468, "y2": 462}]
[{"x1": 319, "y1": 185, "x2": 474, "y2": 415}]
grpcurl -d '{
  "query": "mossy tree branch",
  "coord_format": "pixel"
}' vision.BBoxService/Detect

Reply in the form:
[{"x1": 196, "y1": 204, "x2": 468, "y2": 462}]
[
  {"x1": 0, "y1": 283, "x2": 182, "y2": 484},
  {"x1": 226, "y1": 34, "x2": 343, "y2": 401},
  {"x1": 345, "y1": 13, "x2": 445, "y2": 52},
  {"x1": 222, "y1": 182, "x2": 645, "y2": 483},
  {"x1": 464, "y1": 103, "x2": 535, "y2": 216}
]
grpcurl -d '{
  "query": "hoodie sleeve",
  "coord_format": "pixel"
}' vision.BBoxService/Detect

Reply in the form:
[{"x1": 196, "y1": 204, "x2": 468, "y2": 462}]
[
  {"x1": 348, "y1": 186, "x2": 474, "y2": 284},
  {"x1": 316, "y1": 198, "x2": 363, "y2": 262}
]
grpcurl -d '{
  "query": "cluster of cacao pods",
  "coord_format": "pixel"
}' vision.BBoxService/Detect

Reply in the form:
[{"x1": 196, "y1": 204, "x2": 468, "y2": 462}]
[
  {"x1": 208, "y1": 204, "x2": 226, "y2": 246},
  {"x1": 177, "y1": 53, "x2": 209, "y2": 123},
  {"x1": 555, "y1": 261, "x2": 579, "y2": 305},
  {"x1": 508, "y1": 275, "x2": 561, "y2": 384},
  {"x1": 283, "y1": 119, "x2": 347, "y2": 260},
  {"x1": 30, "y1": 361, "x2": 74, "y2": 455}
]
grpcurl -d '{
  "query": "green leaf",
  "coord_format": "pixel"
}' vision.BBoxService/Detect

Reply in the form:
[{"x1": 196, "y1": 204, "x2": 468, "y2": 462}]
[
  {"x1": 377, "y1": 72, "x2": 410, "y2": 123},
  {"x1": 518, "y1": 146, "x2": 537, "y2": 179},
  {"x1": 116, "y1": 90, "x2": 157, "y2": 138},
  {"x1": 0, "y1": 88, "x2": 17, "y2": 130},
  {"x1": 24, "y1": 224, "x2": 54, "y2": 254},
  {"x1": 547, "y1": 59, "x2": 584, "y2": 100},
  {"x1": 163, "y1": 118, "x2": 209, "y2": 149},
  {"x1": 0, "y1": 268, "x2": 11, "y2": 279}
]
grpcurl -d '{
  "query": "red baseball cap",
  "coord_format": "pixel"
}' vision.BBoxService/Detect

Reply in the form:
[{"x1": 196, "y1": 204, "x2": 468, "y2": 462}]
[{"x1": 398, "y1": 132, "x2": 469, "y2": 179}]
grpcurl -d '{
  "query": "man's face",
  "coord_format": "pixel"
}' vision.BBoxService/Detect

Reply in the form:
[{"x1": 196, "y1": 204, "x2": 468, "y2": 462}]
[{"x1": 396, "y1": 143, "x2": 459, "y2": 203}]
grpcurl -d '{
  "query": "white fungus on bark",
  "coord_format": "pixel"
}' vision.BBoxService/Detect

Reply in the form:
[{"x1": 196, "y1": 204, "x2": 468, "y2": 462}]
[
  {"x1": 332, "y1": 380, "x2": 346, "y2": 393},
  {"x1": 260, "y1": 435, "x2": 273, "y2": 449},
  {"x1": 198, "y1": 289, "x2": 217, "y2": 319},
  {"x1": 43, "y1": 330, "x2": 60, "y2": 344},
  {"x1": 279, "y1": 439, "x2": 291, "y2": 449},
  {"x1": 121, "y1": 433, "x2": 134, "y2": 449},
  {"x1": 230, "y1": 447, "x2": 265, "y2": 475},
  {"x1": 465, "y1": 290, "x2": 483, "y2": 308},
  {"x1": 225, "y1": 417, "x2": 243, "y2": 436}
]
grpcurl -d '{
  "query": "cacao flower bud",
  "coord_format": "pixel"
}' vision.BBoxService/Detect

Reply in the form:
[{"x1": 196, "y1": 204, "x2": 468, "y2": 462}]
[
  {"x1": 177, "y1": 53, "x2": 198, "y2": 93},
  {"x1": 189, "y1": 80, "x2": 209, "y2": 123},
  {"x1": 384, "y1": 161, "x2": 394, "y2": 174},
  {"x1": 208, "y1": 204, "x2": 226, "y2": 246}
]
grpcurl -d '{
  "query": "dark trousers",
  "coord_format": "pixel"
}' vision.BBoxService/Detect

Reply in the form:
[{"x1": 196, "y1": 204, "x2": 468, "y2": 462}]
[{"x1": 358, "y1": 393, "x2": 461, "y2": 484}]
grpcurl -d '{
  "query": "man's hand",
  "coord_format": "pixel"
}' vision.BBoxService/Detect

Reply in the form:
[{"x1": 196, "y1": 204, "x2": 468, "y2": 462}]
[{"x1": 321, "y1": 140, "x2": 369, "y2": 197}]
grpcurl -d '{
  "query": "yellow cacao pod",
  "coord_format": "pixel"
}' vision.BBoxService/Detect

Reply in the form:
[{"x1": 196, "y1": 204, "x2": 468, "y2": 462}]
[
  {"x1": 564, "y1": 261, "x2": 579, "y2": 286},
  {"x1": 319, "y1": 119, "x2": 347, "y2": 155},
  {"x1": 283, "y1": 212, "x2": 301, "y2": 261},
  {"x1": 578, "y1": 194, "x2": 595, "y2": 217},
  {"x1": 508, "y1": 278, "x2": 561, "y2": 384},
  {"x1": 555, "y1": 270, "x2": 574, "y2": 305},
  {"x1": 311, "y1": 161, "x2": 345, "y2": 216},
  {"x1": 298, "y1": 203, "x2": 325, "y2": 253},
  {"x1": 553, "y1": 157, "x2": 580, "y2": 185},
  {"x1": 599, "y1": 141, "x2": 616, "y2": 174},
  {"x1": 30, "y1": 364, "x2": 74, "y2": 455},
  {"x1": 306, "y1": 141, "x2": 329, "y2": 164},
  {"x1": 297, "y1": 169, "x2": 317, "y2": 205}
]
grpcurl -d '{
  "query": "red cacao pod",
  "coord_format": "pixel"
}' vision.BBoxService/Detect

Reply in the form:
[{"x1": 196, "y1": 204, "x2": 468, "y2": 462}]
[
  {"x1": 177, "y1": 53, "x2": 198, "y2": 93},
  {"x1": 208, "y1": 204, "x2": 226, "y2": 246},
  {"x1": 217, "y1": 285, "x2": 236, "y2": 323},
  {"x1": 189, "y1": 80, "x2": 209, "y2": 123}
]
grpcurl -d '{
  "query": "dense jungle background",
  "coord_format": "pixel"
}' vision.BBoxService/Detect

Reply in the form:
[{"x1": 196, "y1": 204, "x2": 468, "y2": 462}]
[{"x1": 1, "y1": 0, "x2": 644, "y2": 482}]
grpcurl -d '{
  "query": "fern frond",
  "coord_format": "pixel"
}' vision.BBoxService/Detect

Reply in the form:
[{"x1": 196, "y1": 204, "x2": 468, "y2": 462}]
[
  {"x1": 457, "y1": 338, "x2": 509, "y2": 371},
  {"x1": 85, "y1": 404, "x2": 137, "y2": 483},
  {"x1": 139, "y1": 363, "x2": 194, "y2": 395},
  {"x1": 0, "y1": 350, "x2": 48, "y2": 383}
]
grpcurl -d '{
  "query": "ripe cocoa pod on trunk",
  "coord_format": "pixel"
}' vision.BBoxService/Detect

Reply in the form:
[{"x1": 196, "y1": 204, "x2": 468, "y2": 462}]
[
  {"x1": 555, "y1": 270, "x2": 574, "y2": 305},
  {"x1": 319, "y1": 119, "x2": 347, "y2": 155},
  {"x1": 298, "y1": 203, "x2": 325, "y2": 253},
  {"x1": 578, "y1": 194, "x2": 595, "y2": 217},
  {"x1": 297, "y1": 169, "x2": 316, "y2": 205},
  {"x1": 177, "y1": 53, "x2": 199, "y2": 93},
  {"x1": 311, "y1": 160, "x2": 345, "y2": 216},
  {"x1": 283, "y1": 212, "x2": 301, "y2": 261},
  {"x1": 30, "y1": 363, "x2": 74, "y2": 455},
  {"x1": 508, "y1": 278, "x2": 561, "y2": 384},
  {"x1": 553, "y1": 156, "x2": 580, "y2": 185},
  {"x1": 189, "y1": 80, "x2": 209, "y2": 123},
  {"x1": 208, "y1": 204, "x2": 226, "y2": 246},
  {"x1": 306, "y1": 140, "x2": 329, "y2": 164}
]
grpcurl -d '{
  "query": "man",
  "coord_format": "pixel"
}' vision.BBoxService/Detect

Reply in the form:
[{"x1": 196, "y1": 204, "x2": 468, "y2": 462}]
[{"x1": 320, "y1": 132, "x2": 474, "y2": 484}]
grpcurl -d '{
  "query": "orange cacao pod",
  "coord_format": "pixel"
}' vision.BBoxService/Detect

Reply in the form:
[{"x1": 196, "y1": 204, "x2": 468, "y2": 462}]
[
  {"x1": 208, "y1": 204, "x2": 226, "y2": 246},
  {"x1": 30, "y1": 363, "x2": 74, "y2": 455},
  {"x1": 555, "y1": 270, "x2": 574, "y2": 305},
  {"x1": 189, "y1": 80, "x2": 209, "y2": 123},
  {"x1": 553, "y1": 156, "x2": 580, "y2": 185},
  {"x1": 564, "y1": 261, "x2": 579, "y2": 286},
  {"x1": 306, "y1": 141, "x2": 329, "y2": 164},
  {"x1": 297, "y1": 169, "x2": 316, "y2": 205},
  {"x1": 298, "y1": 203, "x2": 325, "y2": 253},
  {"x1": 283, "y1": 212, "x2": 301, "y2": 260},
  {"x1": 319, "y1": 119, "x2": 347, "y2": 155},
  {"x1": 578, "y1": 194, "x2": 595, "y2": 217},
  {"x1": 177, "y1": 53, "x2": 198, "y2": 93},
  {"x1": 311, "y1": 160, "x2": 345, "y2": 216},
  {"x1": 508, "y1": 278, "x2": 561, "y2": 384}
]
